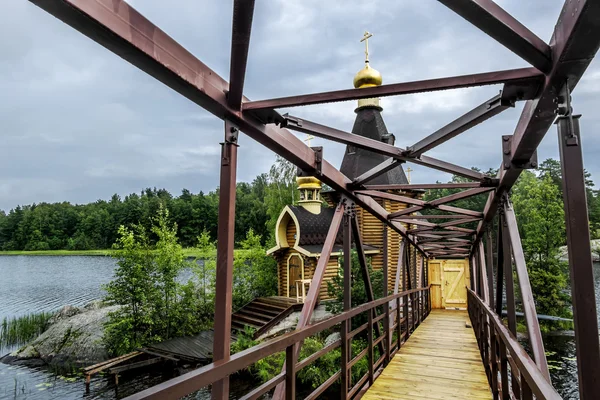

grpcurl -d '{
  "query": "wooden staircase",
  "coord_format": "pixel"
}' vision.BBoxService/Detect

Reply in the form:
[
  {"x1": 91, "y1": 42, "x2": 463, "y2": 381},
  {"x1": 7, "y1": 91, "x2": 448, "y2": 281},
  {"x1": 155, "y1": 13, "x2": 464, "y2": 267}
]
[{"x1": 231, "y1": 296, "x2": 304, "y2": 338}]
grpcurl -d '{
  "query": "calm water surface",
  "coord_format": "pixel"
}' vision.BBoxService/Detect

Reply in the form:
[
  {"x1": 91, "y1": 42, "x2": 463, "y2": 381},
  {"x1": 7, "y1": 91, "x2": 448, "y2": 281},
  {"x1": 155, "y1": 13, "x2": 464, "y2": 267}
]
[
  {"x1": 0, "y1": 256, "x2": 250, "y2": 400},
  {"x1": 0, "y1": 256, "x2": 598, "y2": 399}
]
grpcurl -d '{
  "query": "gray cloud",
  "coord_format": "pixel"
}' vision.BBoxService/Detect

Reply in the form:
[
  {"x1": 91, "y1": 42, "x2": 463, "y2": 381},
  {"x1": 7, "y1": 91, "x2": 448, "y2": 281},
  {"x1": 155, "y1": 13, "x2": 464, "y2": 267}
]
[{"x1": 1, "y1": 0, "x2": 598, "y2": 211}]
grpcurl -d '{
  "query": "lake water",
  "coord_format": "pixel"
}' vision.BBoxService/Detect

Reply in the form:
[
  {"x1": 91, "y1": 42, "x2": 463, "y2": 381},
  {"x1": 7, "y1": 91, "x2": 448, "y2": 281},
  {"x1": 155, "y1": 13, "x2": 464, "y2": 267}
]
[
  {"x1": 0, "y1": 256, "x2": 598, "y2": 399},
  {"x1": 0, "y1": 256, "x2": 251, "y2": 400}
]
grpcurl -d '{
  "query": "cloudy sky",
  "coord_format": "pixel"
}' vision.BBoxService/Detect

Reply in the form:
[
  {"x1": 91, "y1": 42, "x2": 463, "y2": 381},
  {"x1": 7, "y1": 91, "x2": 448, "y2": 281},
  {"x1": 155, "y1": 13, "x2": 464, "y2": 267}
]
[{"x1": 1, "y1": 0, "x2": 599, "y2": 211}]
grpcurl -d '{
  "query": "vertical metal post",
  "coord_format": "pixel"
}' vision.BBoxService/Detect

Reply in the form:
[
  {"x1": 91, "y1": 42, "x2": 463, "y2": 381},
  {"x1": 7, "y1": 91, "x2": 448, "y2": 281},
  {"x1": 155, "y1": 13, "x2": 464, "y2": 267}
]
[
  {"x1": 557, "y1": 114, "x2": 600, "y2": 399},
  {"x1": 490, "y1": 328, "x2": 498, "y2": 399},
  {"x1": 500, "y1": 207, "x2": 517, "y2": 335},
  {"x1": 500, "y1": 205, "x2": 519, "y2": 399},
  {"x1": 403, "y1": 293, "x2": 409, "y2": 338},
  {"x1": 396, "y1": 296, "x2": 401, "y2": 351},
  {"x1": 382, "y1": 226, "x2": 391, "y2": 365},
  {"x1": 211, "y1": 121, "x2": 239, "y2": 400},
  {"x1": 504, "y1": 200, "x2": 550, "y2": 381},
  {"x1": 367, "y1": 309, "x2": 374, "y2": 385},
  {"x1": 478, "y1": 242, "x2": 490, "y2": 305},
  {"x1": 495, "y1": 216, "x2": 505, "y2": 316},
  {"x1": 470, "y1": 255, "x2": 477, "y2": 293},
  {"x1": 340, "y1": 211, "x2": 352, "y2": 399},
  {"x1": 486, "y1": 229, "x2": 495, "y2": 309},
  {"x1": 285, "y1": 345, "x2": 296, "y2": 400},
  {"x1": 499, "y1": 340, "x2": 509, "y2": 400},
  {"x1": 352, "y1": 216, "x2": 385, "y2": 356}
]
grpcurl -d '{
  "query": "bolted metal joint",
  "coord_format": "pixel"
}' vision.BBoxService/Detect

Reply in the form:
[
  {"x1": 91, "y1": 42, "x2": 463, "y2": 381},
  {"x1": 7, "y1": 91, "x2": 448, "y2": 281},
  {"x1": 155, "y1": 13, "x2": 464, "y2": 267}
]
[
  {"x1": 502, "y1": 135, "x2": 537, "y2": 170},
  {"x1": 341, "y1": 196, "x2": 356, "y2": 218},
  {"x1": 311, "y1": 146, "x2": 323, "y2": 175},
  {"x1": 555, "y1": 115, "x2": 582, "y2": 147},
  {"x1": 224, "y1": 120, "x2": 240, "y2": 144}
]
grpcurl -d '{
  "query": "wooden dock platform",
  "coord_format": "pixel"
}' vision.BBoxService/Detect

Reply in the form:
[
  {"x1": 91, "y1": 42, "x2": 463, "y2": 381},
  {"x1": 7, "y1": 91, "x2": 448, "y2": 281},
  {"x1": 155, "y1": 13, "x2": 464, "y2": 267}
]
[{"x1": 363, "y1": 309, "x2": 491, "y2": 400}]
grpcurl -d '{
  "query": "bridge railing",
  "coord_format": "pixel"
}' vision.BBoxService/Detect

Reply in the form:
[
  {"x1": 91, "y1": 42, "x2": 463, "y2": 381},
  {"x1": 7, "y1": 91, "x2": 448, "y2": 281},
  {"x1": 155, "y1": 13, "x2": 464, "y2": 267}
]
[
  {"x1": 467, "y1": 289, "x2": 561, "y2": 400},
  {"x1": 125, "y1": 286, "x2": 430, "y2": 400}
]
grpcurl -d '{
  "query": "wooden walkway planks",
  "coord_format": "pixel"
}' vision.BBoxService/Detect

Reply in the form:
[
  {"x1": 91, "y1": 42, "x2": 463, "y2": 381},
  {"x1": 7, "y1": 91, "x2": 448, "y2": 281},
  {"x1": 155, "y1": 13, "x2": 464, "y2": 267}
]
[{"x1": 363, "y1": 309, "x2": 491, "y2": 400}]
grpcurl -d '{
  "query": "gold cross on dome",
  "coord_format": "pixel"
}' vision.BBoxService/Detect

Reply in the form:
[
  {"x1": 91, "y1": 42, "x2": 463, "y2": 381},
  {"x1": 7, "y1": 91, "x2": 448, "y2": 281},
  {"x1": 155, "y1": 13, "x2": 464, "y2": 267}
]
[
  {"x1": 406, "y1": 167, "x2": 413, "y2": 183},
  {"x1": 360, "y1": 31, "x2": 373, "y2": 62},
  {"x1": 304, "y1": 134, "x2": 315, "y2": 147}
]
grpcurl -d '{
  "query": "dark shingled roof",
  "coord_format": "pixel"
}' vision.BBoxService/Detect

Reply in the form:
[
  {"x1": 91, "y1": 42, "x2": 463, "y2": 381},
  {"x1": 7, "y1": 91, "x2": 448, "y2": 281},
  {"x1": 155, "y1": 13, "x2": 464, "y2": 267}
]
[
  {"x1": 340, "y1": 107, "x2": 408, "y2": 185},
  {"x1": 288, "y1": 206, "x2": 343, "y2": 246},
  {"x1": 287, "y1": 206, "x2": 380, "y2": 255}
]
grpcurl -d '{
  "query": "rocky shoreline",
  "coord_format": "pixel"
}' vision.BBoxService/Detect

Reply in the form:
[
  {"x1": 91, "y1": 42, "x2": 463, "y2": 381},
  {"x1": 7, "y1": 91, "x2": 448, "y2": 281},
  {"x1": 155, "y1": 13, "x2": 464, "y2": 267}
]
[{"x1": 1, "y1": 301, "x2": 117, "y2": 369}]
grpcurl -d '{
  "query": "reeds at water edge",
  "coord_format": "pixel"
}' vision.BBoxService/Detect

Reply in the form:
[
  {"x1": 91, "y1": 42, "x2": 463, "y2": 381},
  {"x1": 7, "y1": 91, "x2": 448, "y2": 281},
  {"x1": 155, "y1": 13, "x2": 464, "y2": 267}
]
[{"x1": 0, "y1": 312, "x2": 54, "y2": 349}]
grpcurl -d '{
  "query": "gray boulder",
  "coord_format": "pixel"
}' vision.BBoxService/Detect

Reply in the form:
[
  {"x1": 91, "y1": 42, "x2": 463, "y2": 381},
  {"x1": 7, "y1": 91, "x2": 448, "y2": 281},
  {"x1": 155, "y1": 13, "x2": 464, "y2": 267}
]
[{"x1": 10, "y1": 304, "x2": 119, "y2": 367}]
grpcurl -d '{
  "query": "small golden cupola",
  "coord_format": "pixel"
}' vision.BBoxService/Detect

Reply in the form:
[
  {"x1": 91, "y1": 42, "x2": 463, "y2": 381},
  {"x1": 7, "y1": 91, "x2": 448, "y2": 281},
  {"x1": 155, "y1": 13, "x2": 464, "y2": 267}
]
[
  {"x1": 297, "y1": 176, "x2": 322, "y2": 215},
  {"x1": 353, "y1": 31, "x2": 383, "y2": 110}
]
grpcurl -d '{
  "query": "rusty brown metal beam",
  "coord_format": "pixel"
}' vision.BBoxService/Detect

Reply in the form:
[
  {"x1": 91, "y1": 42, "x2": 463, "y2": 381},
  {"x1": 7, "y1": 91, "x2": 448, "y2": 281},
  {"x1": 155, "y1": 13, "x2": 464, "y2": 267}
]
[
  {"x1": 438, "y1": 0, "x2": 552, "y2": 72},
  {"x1": 474, "y1": 0, "x2": 600, "y2": 248},
  {"x1": 351, "y1": 216, "x2": 386, "y2": 359},
  {"x1": 228, "y1": 0, "x2": 256, "y2": 109},
  {"x1": 27, "y1": 0, "x2": 429, "y2": 257},
  {"x1": 365, "y1": 182, "x2": 498, "y2": 190},
  {"x1": 409, "y1": 226, "x2": 474, "y2": 235},
  {"x1": 353, "y1": 158, "x2": 402, "y2": 187},
  {"x1": 485, "y1": 229, "x2": 495, "y2": 310},
  {"x1": 242, "y1": 67, "x2": 543, "y2": 110},
  {"x1": 557, "y1": 115, "x2": 600, "y2": 398},
  {"x1": 418, "y1": 236, "x2": 472, "y2": 244},
  {"x1": 284, "y1": 115, "x2": 486, "y2": 182},
  {"x1": 212, "y1": 121, "x2": 239, "y2": 399},
  {"x1": 397, "y1": 217, "x2": 477, "y2": 226},
  {"x1": 388, "y1": 205, "x2": 424, "y2": 218},
  {"x1": 504, "y1": 200, "x2": 550, "y2": 381},
  {"x1": 395, "y1": 214, "x2": 479, "y2": 220},
  {"x1": 408, "y1": 94, "x2": 510, "y2": 157},
  {"x1": 427, "y1": 187, "x2": 494, "y2": 207},
  {"x1": 360, "y1": 190, "x2": 484, "y2": 218}
]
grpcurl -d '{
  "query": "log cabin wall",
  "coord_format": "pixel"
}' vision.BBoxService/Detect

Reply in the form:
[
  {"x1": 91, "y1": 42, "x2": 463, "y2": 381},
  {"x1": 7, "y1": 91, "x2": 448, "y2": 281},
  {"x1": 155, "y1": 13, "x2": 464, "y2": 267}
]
[
  {"x1": 276, "y1": 251, "x2": 339, "y2": 301},
  {"x1": 358, "y1": 195, "x2": 409, "y2": 292}
]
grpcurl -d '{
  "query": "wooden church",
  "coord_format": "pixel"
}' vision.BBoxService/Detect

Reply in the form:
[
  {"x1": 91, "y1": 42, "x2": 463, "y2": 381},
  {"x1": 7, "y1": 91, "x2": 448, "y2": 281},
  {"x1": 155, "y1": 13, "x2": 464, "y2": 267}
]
[{"x1": 267, "y1": 50, "x2": 423, "y2": 301}]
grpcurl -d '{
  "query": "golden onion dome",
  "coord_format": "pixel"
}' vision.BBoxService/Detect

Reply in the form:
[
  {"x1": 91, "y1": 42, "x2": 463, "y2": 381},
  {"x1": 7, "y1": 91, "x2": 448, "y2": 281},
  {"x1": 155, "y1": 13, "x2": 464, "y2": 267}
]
[
  {"x1": 353, "y1": 62, "x2": 382, "y2": 89},
  {"x1": 296, "y1": 176, "x2": 322, "y2": 190}
]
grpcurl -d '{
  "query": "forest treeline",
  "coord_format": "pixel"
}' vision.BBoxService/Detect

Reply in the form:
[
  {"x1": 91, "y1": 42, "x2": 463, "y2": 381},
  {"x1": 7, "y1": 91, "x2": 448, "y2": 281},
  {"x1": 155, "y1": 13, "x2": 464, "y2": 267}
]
[
  {"x1": 1, "y1": 157, "x2": 599, "y2": 254},
  {"x1": 0, "y1": 157, "x2": 297, "y2": 251}
]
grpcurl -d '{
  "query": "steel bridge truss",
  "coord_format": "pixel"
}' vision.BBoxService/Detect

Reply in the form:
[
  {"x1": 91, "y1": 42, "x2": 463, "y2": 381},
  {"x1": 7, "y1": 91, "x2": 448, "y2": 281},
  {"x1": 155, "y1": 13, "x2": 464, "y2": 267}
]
[{"x1": 26, "y1": 0, "x2": 600, "y2": 399}]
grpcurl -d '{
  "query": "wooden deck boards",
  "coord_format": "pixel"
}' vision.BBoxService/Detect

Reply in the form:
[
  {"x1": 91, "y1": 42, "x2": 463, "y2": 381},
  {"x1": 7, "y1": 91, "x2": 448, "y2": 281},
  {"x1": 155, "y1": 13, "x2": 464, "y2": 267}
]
[{"x1": 363, "y1": 309, "x2": 491, "y2": 400}]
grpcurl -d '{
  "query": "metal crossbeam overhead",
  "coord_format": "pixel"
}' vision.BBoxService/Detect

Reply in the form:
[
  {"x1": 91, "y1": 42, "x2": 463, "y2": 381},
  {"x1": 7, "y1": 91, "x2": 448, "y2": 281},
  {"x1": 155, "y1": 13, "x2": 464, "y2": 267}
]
[
  {"x1": 417, "y1": 236, "x2": 472, "y2": 243},
  {"x1": 438, "y1": 0, "x2": 552, "y2": 72},
  {"x1": 397, "y1": 217, "x2": 479, "y2": 226},
  {"x1": 359, "y1": 190, "x2": 484, "y2": 217},
  {"x1": 395, "y1": 214, "x2": 479, "y2": 220},
  {"x1": 283, "y1": 115, "x2": 486, "y2": 182},
  {"x1": 365, "y1": 182, "x2": 498, "y2": 190},
  {"x1": 474, "y1": 0, "x2": 600, "y2": 248},
  {"x1": 242, "y1": 67, "x2": 543, "y2": 111},
  {"x1": 408, "y1": 226, "x2": 474, "y2": 234},
  {"x1": 427, "y1": 187, "x2": 494, "y2": 207},
  {"x1": 353, "y1": 158, "x2": 403, "y2": 186},
  {"x1": 25, "y1": 0, "x2": 600, "y2": 398},
  {"x1": 407, "y1": 94, "x2": 510, "y2": 157},
  {"x1": 27, "y1": 0, "x2": 429, "y2": 256},
  {"x1": 227, "y1": 0, "x2": 256, "y2": 110}
]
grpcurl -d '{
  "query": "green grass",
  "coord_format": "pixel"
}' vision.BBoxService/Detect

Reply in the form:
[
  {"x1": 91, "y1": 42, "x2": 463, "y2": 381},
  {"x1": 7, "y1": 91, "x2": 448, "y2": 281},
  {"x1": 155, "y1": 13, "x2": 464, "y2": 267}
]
[{"x1": 1, "y1": 312, "x2": 54, "y2": 348}]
